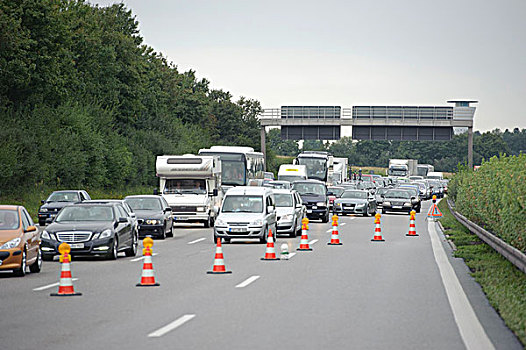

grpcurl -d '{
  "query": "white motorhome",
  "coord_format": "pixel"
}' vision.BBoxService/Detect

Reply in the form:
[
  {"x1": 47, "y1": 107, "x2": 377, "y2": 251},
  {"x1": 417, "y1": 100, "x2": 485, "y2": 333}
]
[
  {"x1": 156, "y1": 155, "x2": 222, "y2": 228},
  {"x1": 278, "y1": 164, "x2": 307, "y2": 183}
]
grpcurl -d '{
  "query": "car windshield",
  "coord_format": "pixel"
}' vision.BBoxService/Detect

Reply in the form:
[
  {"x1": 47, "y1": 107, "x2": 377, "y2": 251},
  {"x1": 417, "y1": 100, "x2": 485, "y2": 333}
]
[
  {"x1": 56, "y1": 206, "x2": 114, "y2": 222},
  {"x1": 297, "y1": 158, "x2": 327, "y2": 181},
  {"x1": 222, "y1": 195, "x2": 263, "y2": 213},
  {"x1": 376, "y1": 188, "x2": 388, "y2": 195},
  {"x1": 292, "y1": 183, "x2": 326, "y2": 196},
  {"x1": 164, "y1": 179, "x2": 206, "y2": 194},
  {"x1": 342, "y1": 191, "x2": 367, "y2": 199},
  {"x1": 125, "y1": 198, "x2": 162, "y2": 211},
  {"x1": 328, "y1": 188, "x2": 345, "y2": 197},
  {"x1": 0, "y1": 209, "x2": 20, "y2": 230},
  {"x1": 278, "y1": 175, "x2": 305, "y2": 183},
  {"x1": 274, "y1": 194, "x2": 293, "y2": 207},
  {"x1": 268, "y1": 181, "x2": 290, "y2": 189},
  {"x1": 47, "y1": 192, "x2": 80, "y2": 202},
  {"x1": 400, "y1": 188, "x2": 418, "y2": 196},
  {"x1": 385, "y1": 191, "x2": 411, "y2": 199}
]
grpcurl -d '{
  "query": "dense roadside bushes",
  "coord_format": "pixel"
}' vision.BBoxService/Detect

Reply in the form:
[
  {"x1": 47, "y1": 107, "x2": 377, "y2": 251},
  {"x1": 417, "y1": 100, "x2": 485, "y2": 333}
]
[
  {"x1": 448, "y1": 154, "x2": 526, "y2": 252},
  {"x1": 438, "y1": 200, "x2": 526, "y2": 346}
]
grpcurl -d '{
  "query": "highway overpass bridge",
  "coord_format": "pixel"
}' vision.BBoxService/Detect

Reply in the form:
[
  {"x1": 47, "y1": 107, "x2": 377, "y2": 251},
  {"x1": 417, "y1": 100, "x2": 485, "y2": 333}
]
[{"x1": 259, "y1": 100, "x2": 477, "y2": 168}]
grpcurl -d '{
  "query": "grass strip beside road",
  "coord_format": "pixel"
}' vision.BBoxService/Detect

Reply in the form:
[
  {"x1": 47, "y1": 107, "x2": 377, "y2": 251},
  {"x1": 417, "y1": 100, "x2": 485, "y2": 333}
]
[{"x1": 438, "y1": 200, "x2": 526, "y2": 347}]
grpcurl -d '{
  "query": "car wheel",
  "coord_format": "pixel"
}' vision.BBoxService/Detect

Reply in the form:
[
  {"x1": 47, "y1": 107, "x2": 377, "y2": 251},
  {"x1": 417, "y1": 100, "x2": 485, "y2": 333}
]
[
  {"x1": 204, "y1": 217, "x2": 211, "y2": 228},
  {"x1": 167, "y1": 222, "x2": 174, "y2": 238},
  {"x1": 13, "y1": 248, "x2": 27, "y2": 277},
  {"x1": 107, "y1": 238, "x2": 118, "y2": 260},
  {"x1": 416, "y1": 206, "x2": 421, "y2": 213},
  {"x1": 289, "y1": 220, "x2": 296, "y2": 238},
  {"x1": 321, "y1": 213, "x2": 329, "y2": 223},
  {"x1": 213, "y1": 234, "x2": 219, "y2": 243},
  {"x1": 42, "y1": 254, "x2": 54, "y2": 261},
  {"x1": 125, "y1": 232, "x2": 137, "y2": 257},
  {"x1": 382, "y1": 208, "x2": 387, "y2": 214},
  {"x1": 29, "y1": 247, "x2": 42, "y2": 273},
  {"x1": 159, "y1": 225, "x2": 166, "y2": 240},
  {"x1": 259, "y1": 227, "x2": 268, "y2": 244},
  {"x1": 363, "y1": 206, "x2": 369, "y2": 217},
  {"x1": 38, "y1": 220, "x2": 46, "y2": 227}
]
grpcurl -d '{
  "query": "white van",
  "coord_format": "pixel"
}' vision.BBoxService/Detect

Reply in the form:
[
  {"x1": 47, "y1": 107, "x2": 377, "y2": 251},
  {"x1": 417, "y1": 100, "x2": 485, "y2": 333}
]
[
  {"x1": 427, "y1": 172, "x2": 444, "y2": 180},
  {"x1": 278, "y1": 164, "x2": 307, "y2": 183}
]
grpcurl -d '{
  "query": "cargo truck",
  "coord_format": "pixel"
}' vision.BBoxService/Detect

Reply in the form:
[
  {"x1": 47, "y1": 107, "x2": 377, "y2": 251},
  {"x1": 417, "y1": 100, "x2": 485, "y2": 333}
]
[{"x1": 387, "y1": 159, "x2": 418, "y2": 178}]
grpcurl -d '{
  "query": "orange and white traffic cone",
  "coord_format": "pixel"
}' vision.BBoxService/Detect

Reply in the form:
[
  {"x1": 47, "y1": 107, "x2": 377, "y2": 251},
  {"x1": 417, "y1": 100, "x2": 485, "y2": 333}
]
[
  {"x1": 406, "y1": 210, "x2": 419, "y2": 236},
  {"x1": 207, "y1": 238, "x2": 232, "y2": 274},
  {"x1": 328, "y1": 214, "x2": 342, "y2": 245},
  {"x1": 371, "y1": 213, "x2": 385, "y2": 242},
  {"x1": 297, "y1": 218, "x2": 312, "y2": 251},
  {"x1": 51, "y1": 243, "x2": 82, "y2": 296},
  {"x1": 261, "y1": 229, "x2": 280, "y2": 261},
  {"x1": 136, "y1": 237, "x2": 160, "y2": 287}
]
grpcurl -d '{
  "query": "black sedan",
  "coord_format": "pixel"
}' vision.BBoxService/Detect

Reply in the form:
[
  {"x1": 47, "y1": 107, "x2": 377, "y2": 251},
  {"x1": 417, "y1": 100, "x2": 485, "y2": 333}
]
[
  {"x1": 38, "y1": 190, "x2": 91, "y2": 226},
  {"x1": 381, "y1": 189, "x2": 414, "y2": 215},
  {"x1": 40, "y1": 202, "x2": 137, "y2": 260},
  {"x1": 333, "y1": 190, "x2": 377, "y2": 217},
  {"x1": 124, "y1": 195, "x2": 174, "y2": 239}
]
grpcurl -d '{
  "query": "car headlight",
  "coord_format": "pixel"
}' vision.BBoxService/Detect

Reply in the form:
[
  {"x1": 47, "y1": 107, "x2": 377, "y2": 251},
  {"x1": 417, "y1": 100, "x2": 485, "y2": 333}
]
[
  {"x1": 281, "y1": 214, "x2": 293, "y2": 221},
  {"x1": 99, "y1": 229, "x2": 112, "y2": 239},
  {"x1": 41, "y1": 230, "x2": 50, "y2": 239},
  {"x1": 146, "y1": 219, "x2": 161, "y2": 225},
  {"x1": 356, "y1": 203, "x2": 366, "y2": 208},
  {"x1": 40, "y1": 208, "x2": 48, "y2": 212},
  {"x1": 251, "y1": 219, "x2": 263, "y2": 226},
  {"x1": 383, "y1": 201, "x2": 391, "y2": 206},
  {"x1": 215, "y1": 218, "x2": 226, "y2": 226},
  {"x1": 0, "y1": 237, "x2": 21, "y2": 250},
  {"x1": 316, "y1": 202, "x2": 326, "y2": 207},
  {"x1": 404, "y1": 202, "x2": 411, "y2": 207},
  {"x1": 196, "y1": 207, "x2": 205, "y2": 212}
]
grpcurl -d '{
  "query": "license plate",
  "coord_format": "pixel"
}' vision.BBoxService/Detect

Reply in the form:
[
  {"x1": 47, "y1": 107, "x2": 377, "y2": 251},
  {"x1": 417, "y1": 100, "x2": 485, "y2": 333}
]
[
  {"x1": 230, "y1": 228, "x2": 246, "y2": 233},
  {"x1": 393, "y1": 206, "x2": 402, "y2": 209},
  {"x1": 174, "y1": 217, "x2": 187, "y2": 220},
  {"x1": 312, "y1": 206, "x2": 317, "y2": 209},
  {"x1": 70, "y1": 243, "x2": 84, "y2": 249},
  {"x1": 307, "y1": 209, "x2": 313, "y2": 214}
]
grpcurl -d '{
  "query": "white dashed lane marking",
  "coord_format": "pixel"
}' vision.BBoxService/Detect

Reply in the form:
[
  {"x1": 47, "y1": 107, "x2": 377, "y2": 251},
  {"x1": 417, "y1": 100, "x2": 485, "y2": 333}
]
[
  {"x1": 235, "y1": 275, "x2": 260, "y2": 288},
  {"x1": 148, "y1": 314, "x2": 196, "y2": 338},
  {"x1": 130, "y1": 253, "x2": 158, "y2": 262},
  {"x1": 33, "y1": 279, "x2": 79, "y2": 291},
  {"x1": 187, "y1": 238, "x2": 206, "y2": 245}
]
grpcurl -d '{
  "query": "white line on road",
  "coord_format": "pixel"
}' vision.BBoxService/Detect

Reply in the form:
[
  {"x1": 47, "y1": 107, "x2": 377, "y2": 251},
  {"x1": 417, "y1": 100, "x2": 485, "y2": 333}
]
[
  {"x1": 33, "y1": 279, "x2": 78, "y2": 291},
  {"x1": 326, "y1": 229, "x2": 333, "y2": 233},
  {"x1": 235, "y1": 275, "x2": 260, "y2": 288},
  {"x1": 130, "y1": 253, "x2": 158, "y2": 262},
  {"x1": 340, "y1": 222, "x2": 346, "y2": 226},
  {"x1": 288, "y1": 252, "x2": 296, "y2": 259},
  {"x1": 148, "y1": 314, "x2": 196, "y2": 338},
  {"x1": 428, "y1": 220, "x2": 494, "y2": 350},
  {"x1": 187, "y1": 238, "x2": 206, "y2": 245},
  {"x1": 309, "y1": 239, "x2": 318, "y2": 245}
]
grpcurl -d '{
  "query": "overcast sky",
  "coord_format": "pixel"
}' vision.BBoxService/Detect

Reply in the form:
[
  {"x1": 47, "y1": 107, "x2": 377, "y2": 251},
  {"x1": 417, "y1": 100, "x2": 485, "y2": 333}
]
[{"x1": 93, "y1": 0, "x2": 526, "y2": 132}]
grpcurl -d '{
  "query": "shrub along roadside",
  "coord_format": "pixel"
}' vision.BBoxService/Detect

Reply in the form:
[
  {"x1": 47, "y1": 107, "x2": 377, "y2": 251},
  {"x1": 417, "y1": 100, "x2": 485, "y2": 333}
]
[
  {"x1": 0, "y1": 186, "x2": 154, "y2": 222},
  {"x1": 438, "y1": 200, "x2": 526, "y2": 346}
]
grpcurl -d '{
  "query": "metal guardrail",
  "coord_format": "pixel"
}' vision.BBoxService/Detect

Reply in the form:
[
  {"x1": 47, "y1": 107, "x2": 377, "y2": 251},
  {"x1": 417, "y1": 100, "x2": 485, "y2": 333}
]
[{"x1": 447, "y1": 199, "x2": 526, "y2": 274}]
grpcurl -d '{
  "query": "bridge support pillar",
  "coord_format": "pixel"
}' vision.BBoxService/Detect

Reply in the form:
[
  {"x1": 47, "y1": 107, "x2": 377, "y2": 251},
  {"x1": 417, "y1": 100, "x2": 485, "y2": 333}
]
[
  {"x1": 468, "y1": 126, "x2": 473, "y2": 170},
  {"x1": 261, "y1": 126, "x2": 266, "y2": 170}
]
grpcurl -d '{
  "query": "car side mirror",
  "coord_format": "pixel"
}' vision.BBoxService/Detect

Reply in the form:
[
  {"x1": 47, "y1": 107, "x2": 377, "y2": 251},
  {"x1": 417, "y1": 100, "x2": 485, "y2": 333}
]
[
  {"x1": 41, "y1": 200, "x2": 46, "y2": 204},
  {"x1": 25, "y1": 225, "x2": 37, "y2": 233},
  {"x1": 267, "y1": 206, "x2": 275, "y2": 214},
  {"x1": 296, "y1": 204, "x2": 302, "y2": 208},
  {"x1": 164, "y1": 207, "x2": 172, "y2": 212},
  {"x1": 118, "y1": 217, "x2": 128, "y2": 223},
  {"x1": 381, "y1": 195, "x2": 385, "y2": 198},
  {"x1": 137, "y1": 219, "x2": 144, "y2": 225},
  {"x1": 212, "y1": 189, "x2": 218, "y2": 197},
  {"x1": 153, "y1": 189, "x2": 159, "y2": 195}
]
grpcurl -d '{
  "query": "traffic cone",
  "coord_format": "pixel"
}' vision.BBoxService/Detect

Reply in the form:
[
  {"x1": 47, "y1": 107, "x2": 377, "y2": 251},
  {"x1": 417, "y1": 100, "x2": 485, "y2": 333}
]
[
  {"x1": 406, "y1": 210, "x2": 419, "y2": 236},
  {"x1": 427, "y1": 195, "x2": 443, "y2": 219},
  {"x1": 371, "y1": 213, "x2": 385, "y2": 242},
  {"x1": 261, "y1": 229, "x2": 280, "y2": 261},
  {"x1": 328, "y1": 214, "x2": 342, "y2": 245},
  {"x1": 136, "y1": 239, "x2": 160, "y2": 286},
  {"x1": 50, "y1": 248, "x2": 82, "y2": 297},
  {"x1": 207, "y1": 238, "x2": 232, "y2": 274},
  {"x1": 297, "y1": 218, "x2": 312, "y2": 251}
]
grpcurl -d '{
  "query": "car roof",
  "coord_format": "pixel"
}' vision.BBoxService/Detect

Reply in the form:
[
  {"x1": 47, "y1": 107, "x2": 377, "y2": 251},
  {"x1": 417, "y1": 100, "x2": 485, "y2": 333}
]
[
  {"x1": 225, "y1": 186, "x2": 273, "y2": 195},
  {"x1": 271, "y1": 189, "x2": 295, "y2": 195},
  {"x1": 68, "y1": 202, "x2": 114, "y2": 207},
  {"x1": 124, "y1": 195, "x2": 163, "y2": 199},
  {"x1": 51, "y1": 190, "x2": 85, "y2": 193},
  {"x1": 292, "y1": 180, "x2": 325, "y2": 184},
  {"x1": 0, "y1": 205, "x2": 20, "y2": 210},
  {"x1": 84, "y1": 199, "x2": 124, "y2": 203}
]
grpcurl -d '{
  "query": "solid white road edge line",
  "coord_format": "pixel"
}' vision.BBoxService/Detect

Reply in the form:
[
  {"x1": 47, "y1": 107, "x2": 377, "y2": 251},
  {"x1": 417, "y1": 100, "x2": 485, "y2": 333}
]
[
  {"x1": 130, "y1": 253, "x2": 158, "y2": 262},
  {"x1": 235, "y1": 275, "x2": 260, "y2": 288},
  {"x1": 428, "y1": 220, "x2": 495, "y2": 350},
  {"x1": 187, "y1": 238, "x2": 206, "y2": 245},
  {"x1": 148, "y1": 314, "x2": 196, "y2": 338},
  {"x1": 309, "y1": 239, "x2": 318, "y2": 245},
  {"x1": 33, "y1": 279, "x2": 78, "y2": 291}
]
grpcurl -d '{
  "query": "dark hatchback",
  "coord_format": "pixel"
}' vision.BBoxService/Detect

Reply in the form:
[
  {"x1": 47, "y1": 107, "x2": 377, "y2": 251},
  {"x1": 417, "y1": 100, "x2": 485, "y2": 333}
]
[
  {"x1": 38, "y1": 190, "x2": 91, "y2": 226},
  {"x1": 292, "y1": 180, "x2": 329, "y2": 222},
  {"x1": 124, "y1": 195, "x2": 174, "y2": 239},
  {"x1": 381, "y1": 189, "x2": 414, "y2": 215},
  {"x1": 40, "y1": 202, "x2": 137, "y2": 260}
]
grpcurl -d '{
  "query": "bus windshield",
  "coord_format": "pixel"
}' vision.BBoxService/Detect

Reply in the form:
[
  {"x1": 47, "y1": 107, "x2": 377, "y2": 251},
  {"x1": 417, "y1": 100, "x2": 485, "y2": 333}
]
[
  {"x1": 297, "y1": 158, "x2": 327, "y2": 182},
  {"x1": 200, "y1": 152, "x2": 246, "y2": 186}
]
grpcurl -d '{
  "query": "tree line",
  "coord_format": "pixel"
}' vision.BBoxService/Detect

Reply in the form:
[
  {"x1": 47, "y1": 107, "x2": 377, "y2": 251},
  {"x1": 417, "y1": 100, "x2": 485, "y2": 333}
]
[
  {"x1": 0, "y1": 0, "x2": 261, "y2": 194},
  {"x1": 267, "y1": 128, "x2": 526, "y2": 172}
]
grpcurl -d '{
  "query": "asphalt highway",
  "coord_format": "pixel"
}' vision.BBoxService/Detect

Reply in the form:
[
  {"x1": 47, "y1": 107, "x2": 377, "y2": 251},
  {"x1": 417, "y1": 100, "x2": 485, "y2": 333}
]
[{"x1": 0, "y1": 201, "x2": 522, "y2": 350}]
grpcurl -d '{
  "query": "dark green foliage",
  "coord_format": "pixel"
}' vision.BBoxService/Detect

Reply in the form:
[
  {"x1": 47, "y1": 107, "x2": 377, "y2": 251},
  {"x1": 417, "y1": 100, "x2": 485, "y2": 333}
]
[
  {"x1": 0, "y1": 0, "x2": 261, "y2": 194},
  {"x1": 438, "y1": 200, "x2": 526, "y2": 346}
]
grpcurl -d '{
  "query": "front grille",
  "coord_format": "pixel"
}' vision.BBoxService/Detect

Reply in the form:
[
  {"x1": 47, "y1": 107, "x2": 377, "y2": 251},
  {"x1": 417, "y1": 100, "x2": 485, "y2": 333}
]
[
  {"x1": 227, "y1": 222, "x2": 249, "y2": 226},
  {"x1": 172, "y1": 206, "x2": 197, "y2": 213},
  {"x1": 56, "y1": 231, "x2": 92, "y2": 243}
]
